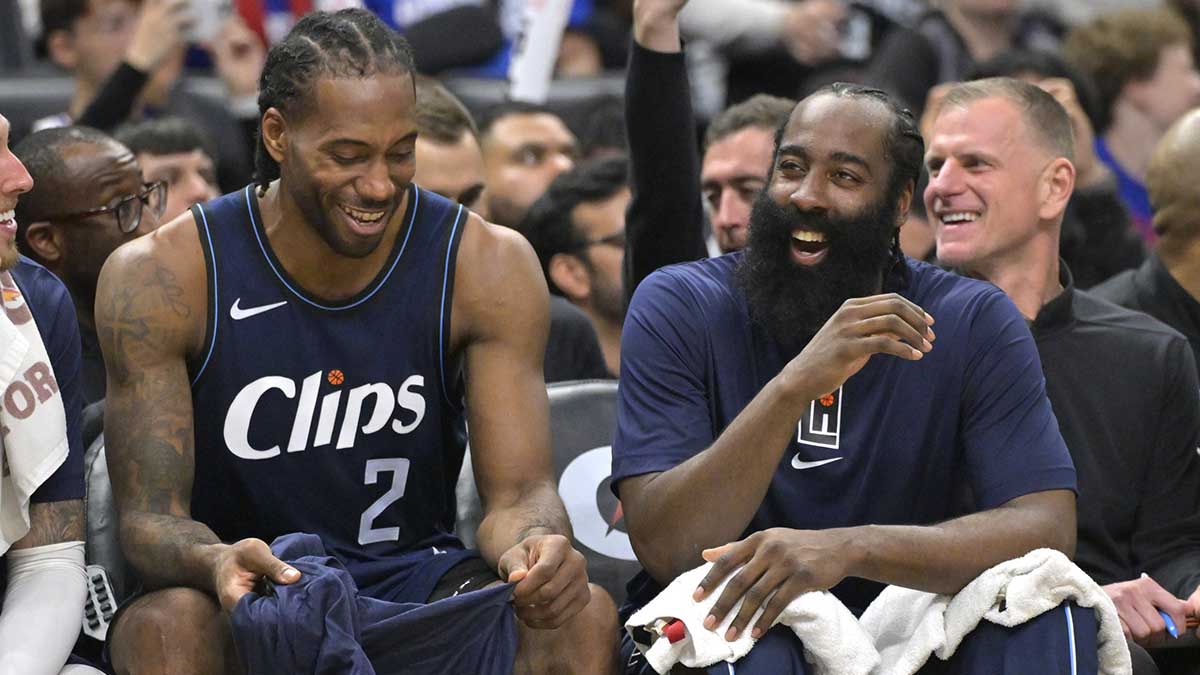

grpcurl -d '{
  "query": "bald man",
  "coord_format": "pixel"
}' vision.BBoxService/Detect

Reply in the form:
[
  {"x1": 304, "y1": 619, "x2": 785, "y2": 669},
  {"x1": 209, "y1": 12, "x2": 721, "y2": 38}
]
[
  {"x1": 13, "y1": 126, "x2": 165, "y2": 403},
  {"x1": 1095, "y1": 109, "x2": 1200, "y2": 375}
]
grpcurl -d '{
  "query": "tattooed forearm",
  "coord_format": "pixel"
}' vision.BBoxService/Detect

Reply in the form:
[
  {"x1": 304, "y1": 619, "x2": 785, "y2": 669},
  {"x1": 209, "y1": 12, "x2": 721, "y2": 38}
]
[
  {"x1": 11, "y1": 499, "x2": 84, "y2": 549},
  {"x1": 120, "y1": 512, "x2": 221, "y2": 591}
]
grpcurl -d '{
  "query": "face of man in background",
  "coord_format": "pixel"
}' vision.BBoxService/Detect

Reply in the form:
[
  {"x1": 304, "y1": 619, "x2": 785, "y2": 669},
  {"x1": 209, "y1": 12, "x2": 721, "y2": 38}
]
[
  {"x1": 1127, "y1": 43, "x2": 1200, "y2": 133},
  {"x1": 924, "y1": 97, "x2": 1054, "y2": 270},
  {"x1": 702, "y1": 125, "x2": 776, "y2": 254},
  {"x1": 0, "y1": 116, "x2": 34, "y2": 270},
  {"x1": 30, "y1": 139, "x2": 163, "y2": 300},
  {"x1": 482, "y1": 112, "x2": 577, "y2": 228},
  {"x1": 570, "y1": 186, "x2": 630, "y2": 325},
  {"x1": 138, "y1": 148, "x2": 219, "y2": 222},
  {"x1": 415, "y1": 130, "x2": 487, "y2": 217}
]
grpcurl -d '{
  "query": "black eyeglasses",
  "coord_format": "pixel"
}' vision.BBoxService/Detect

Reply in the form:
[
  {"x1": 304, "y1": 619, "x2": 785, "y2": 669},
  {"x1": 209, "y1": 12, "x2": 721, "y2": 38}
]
[{"x1": 44, "y1": 181, "x2": 167, "y2": 234}]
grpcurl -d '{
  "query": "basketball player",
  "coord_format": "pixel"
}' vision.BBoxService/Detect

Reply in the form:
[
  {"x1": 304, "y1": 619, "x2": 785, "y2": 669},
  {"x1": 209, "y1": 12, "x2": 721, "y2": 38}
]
[{"x1": 96, "y1": 10, "x2": 616, "y2": 673}]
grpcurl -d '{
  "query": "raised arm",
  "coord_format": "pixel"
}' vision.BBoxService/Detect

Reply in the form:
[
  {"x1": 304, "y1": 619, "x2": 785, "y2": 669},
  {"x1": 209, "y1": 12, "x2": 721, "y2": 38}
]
[
  {"x1": 452, "y1": 214, "x2": 587, "y2": 628},
  {"x1": 623, "y1": 0, "x2": 707, "y2": 303},
  {"x1": 97, "y1": 222, "x2": 297, "y2": 609}
]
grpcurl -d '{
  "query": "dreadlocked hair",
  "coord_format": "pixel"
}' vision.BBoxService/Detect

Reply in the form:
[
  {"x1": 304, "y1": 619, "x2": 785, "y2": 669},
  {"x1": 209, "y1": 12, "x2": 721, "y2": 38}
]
[{"x1": 254, "y1": 8, "x2": 416, "y2": 195}]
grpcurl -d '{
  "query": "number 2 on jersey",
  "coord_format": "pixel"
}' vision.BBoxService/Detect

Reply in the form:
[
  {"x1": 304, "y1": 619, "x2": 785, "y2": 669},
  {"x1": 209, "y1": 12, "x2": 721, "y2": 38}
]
[{"x1": 358, "y1": 458, "x2": 411, "y2": 545}]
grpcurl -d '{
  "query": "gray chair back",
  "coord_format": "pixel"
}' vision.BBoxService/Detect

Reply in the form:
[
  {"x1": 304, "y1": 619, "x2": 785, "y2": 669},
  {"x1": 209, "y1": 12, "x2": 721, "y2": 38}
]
[
  {"x1": 456, "y1": 380, "x2": 639, "y2": 604},
  {"x1": 84, "y1": 434, "x2": 135, "y2": 603}
]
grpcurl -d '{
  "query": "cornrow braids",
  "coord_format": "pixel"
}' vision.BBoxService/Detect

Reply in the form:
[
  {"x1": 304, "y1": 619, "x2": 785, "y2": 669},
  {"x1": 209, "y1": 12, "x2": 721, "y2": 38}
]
[{"x1": 254, "y1": 8, "x2": 416, "y2": 195}]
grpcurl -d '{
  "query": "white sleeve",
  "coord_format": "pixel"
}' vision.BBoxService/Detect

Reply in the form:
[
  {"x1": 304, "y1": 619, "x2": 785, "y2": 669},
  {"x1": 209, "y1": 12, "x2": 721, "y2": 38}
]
[
  {"x1": 0, "y1": 541, "x2": 86, "y2": 675},
  {"x1": 678, "y1": 0, "x2": 790, "y2": 50}
]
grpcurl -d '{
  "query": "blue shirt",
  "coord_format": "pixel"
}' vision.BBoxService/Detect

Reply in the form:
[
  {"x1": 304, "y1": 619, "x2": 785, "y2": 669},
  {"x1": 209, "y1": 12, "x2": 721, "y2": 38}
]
[
  {"x1": 612, "y1": 254, "x2": 1076, "y2": 613},
  {"x1": 1094, "y1": 138, "x2": 1153, "y2": 243},
  {"x1": 9, "y1": 257, "x2": 85, "y2": 504}
]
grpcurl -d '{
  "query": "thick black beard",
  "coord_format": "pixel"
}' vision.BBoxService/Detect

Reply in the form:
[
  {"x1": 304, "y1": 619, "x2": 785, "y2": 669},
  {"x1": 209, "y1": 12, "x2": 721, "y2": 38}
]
[{"x1": 735, "y1": 189, "x2": 900, "y2": 355}]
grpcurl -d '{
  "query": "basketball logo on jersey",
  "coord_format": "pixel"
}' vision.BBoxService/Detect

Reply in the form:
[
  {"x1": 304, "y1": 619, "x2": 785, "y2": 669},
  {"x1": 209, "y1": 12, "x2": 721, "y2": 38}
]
[
  {"x1": 557, "y1": 446, "x2": 636, "y2": 561},
  {"x1": 797, "y1": 386, "x2": 842, "y2": 449},
  {"x1": 223, "y1": 370, "x2": 428, "y2": 459}
]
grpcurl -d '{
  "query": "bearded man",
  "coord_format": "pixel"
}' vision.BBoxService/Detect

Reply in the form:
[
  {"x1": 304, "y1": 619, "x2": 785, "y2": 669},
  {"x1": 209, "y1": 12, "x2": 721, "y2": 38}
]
[{"x1": 610, "y1": 84, "x2": 1096, "y2": 674}]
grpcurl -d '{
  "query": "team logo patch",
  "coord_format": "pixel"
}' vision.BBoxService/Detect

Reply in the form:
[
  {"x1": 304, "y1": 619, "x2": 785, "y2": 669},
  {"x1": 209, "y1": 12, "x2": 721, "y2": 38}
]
[
  {"x1": 797, "y1": 386, "x2": 842, "y2": 449},
  {"x1": 1, "y1": 281, "x2": 31, "y2": 326},
  {"x1": 557, "y1": 446, "x2": 636, "y2": 561}
]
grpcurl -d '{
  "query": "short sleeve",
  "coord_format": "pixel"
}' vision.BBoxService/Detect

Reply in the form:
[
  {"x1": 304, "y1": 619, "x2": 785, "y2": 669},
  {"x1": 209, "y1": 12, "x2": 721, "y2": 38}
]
[
  {"x1": 23, "y1": 267, "x2": 86, "y2": 504},
  {"x1": 610, "y1": 271, "x2": 715, "y2": 493},
  {"x1": 959, "y1": 290, "x2": 1076, "y2": 508}
]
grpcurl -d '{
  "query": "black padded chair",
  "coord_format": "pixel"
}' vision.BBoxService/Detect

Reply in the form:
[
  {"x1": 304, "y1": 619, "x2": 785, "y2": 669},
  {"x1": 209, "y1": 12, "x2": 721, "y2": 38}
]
[{"x1": 456, "y1": 379, "x2": 640, "y2": 605}]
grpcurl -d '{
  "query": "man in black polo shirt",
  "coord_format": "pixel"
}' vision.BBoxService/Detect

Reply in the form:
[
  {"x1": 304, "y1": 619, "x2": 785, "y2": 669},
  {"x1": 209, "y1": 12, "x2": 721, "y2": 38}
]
[
  {"x1": 1094, "y1": 109, "x2": 1200, "y2": 374},
  {"x1": 925, "y1": 78, "x2": 1200, "y2": 674}
]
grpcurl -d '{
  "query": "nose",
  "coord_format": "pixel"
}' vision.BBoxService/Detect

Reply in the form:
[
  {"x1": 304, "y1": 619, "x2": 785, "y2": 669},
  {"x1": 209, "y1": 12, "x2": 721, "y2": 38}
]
[
  {"x1": 713, "y1": 188, "x2": 750, "y2": 232},
  {"x1": 0, "y1": 151, "x2": 33, "y2": 199},
  {"x1": 925, "y1": 159, "x2": 964, "y2": 206},
  {"x1": 549, "y1": 152, "x2": 574, "y2": 178},
  {"x1": 788, "y1": 173, "x2": 827, "y2": 213},
  {"x1": 356, "y1": 158, "x2": 395, "y2": 205}
]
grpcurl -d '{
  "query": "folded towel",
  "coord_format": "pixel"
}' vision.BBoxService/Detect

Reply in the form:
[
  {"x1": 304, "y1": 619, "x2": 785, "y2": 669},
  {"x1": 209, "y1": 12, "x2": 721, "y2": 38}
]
[
  {"x1": 0, "y1": 270, "x2": 68, "y2": 555},
  {"x1": 625, "y1": 563, "x2": 878, "y2": 674},
  {"x1": 859, "y1": 548, "x2": 1131, "y2": 675}
]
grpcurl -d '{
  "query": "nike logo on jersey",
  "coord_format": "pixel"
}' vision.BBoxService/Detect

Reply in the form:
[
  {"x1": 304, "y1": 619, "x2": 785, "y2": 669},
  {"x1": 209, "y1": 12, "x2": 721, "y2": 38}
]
[
  {"x1": 791, "y1": 455, "x2": 844, "y2": 471},
  {"x1": 230, "y1": 298, "x2": 288, "y2": 320}
]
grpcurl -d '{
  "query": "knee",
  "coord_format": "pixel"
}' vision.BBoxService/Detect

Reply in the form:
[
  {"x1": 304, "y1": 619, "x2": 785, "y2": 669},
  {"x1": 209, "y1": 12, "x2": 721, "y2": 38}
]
[{"x1": 110, "y1": 588, "x2": 228, "y2": 675}]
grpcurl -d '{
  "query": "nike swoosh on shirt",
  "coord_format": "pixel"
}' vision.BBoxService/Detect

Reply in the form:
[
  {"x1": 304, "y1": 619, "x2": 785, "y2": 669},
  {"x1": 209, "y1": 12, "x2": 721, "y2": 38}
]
[
  {"x1": 230, "y1": 298, "x2": 288, "y2": 320},
  {"x1": 790, "y1": 455, "x2": 844, "y2": 470}
]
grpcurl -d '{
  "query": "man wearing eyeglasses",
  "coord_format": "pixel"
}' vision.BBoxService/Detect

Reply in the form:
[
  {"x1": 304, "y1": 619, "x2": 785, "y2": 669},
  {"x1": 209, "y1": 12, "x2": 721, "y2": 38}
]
[
  {"x1": 14, "y1": 126, "x2": 167, "y2": 404},
  {"x1": 521, "y1": 156, "x2": 630, "y2": 376}
]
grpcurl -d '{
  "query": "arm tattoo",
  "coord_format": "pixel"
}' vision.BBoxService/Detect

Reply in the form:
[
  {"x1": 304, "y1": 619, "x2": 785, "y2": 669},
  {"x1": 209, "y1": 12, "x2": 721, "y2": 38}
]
[
  {"x1": 98, "y1": 256, "x2": 219, "y2": 591},
  {"x1": 13, "y1": 499, "x2": 84, "y2": 549}
]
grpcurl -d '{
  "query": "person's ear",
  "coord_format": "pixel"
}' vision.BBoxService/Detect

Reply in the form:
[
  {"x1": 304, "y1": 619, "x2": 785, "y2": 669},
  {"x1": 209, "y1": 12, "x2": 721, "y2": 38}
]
[
  {"x1": 1038, "y1": 158, "x2": 1075, "y2": 222},
  {"x1": 261, "y1": 108, "x2": 289, "y2": 163},
  {"x1": 895, "y1": 180, "x2": 914, "y2": 226},
  {"x1": 23, "y1": 222, "x2": 64, "y2": 266},
  {"x1": 547, "y1": 253, "x2": 591, "y2": 303},
  {"x1": 44, "y1": 29, "x2": 78, "y2": 70}
]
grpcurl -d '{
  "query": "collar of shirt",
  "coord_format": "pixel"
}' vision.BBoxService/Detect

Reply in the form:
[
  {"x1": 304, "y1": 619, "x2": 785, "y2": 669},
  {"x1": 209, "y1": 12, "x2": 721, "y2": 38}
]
[{"x1": 1030, "y1": 261, "x2": 1075, "y2": 338}]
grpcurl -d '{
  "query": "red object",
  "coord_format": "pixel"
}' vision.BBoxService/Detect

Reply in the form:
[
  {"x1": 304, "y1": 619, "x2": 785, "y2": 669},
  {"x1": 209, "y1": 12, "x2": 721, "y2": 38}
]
[{"x1": 663, "y1": 619, "x2": 686, "y2": 644}]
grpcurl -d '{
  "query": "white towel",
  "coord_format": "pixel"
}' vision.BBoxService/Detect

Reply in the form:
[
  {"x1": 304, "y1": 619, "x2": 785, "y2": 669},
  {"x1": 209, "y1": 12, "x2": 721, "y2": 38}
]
[
  {"x1": 859, "y1": 548, "x2": 1131, "y2": 675},
  {"x1": 0, "y1": 270, "x2": 69, "y2": 555},
  {"x1": 625, "y1": 563, "x2": 878, "y2": 675}
]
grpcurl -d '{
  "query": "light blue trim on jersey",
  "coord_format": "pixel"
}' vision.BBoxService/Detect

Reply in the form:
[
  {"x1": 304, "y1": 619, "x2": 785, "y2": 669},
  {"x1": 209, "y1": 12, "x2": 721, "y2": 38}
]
[
  {"x1": 439, "y1": 203, "x2": 465, "y2": 408},
  {"x1": 243, "y1": 185, "x2": 420, "y2": 311},
  {"x1": 190, "y1": 204, "x2": 220, "y2": 386},
  {"x1": 1064, "y1": 604, "x2": 1077, "y2": 675}
]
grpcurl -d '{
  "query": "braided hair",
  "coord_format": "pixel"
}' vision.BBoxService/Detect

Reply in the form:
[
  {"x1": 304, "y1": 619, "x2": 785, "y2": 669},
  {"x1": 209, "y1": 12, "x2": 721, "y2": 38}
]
[{"x1": 253, "y1": 8, "x2": 416, "y2": 195}]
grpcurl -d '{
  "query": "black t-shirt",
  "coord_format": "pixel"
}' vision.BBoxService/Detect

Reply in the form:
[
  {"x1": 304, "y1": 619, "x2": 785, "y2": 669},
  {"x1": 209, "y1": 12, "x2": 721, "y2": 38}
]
[
  {"x1": 1033, "y1": 267, "x2": 1200, "y2": 598},
  {"x1": 1093, "y1": 254, "x2": 1200, "y2": 378},
  {"x1": 545, "y1": 296, "x2": 609, "y2": 383}
]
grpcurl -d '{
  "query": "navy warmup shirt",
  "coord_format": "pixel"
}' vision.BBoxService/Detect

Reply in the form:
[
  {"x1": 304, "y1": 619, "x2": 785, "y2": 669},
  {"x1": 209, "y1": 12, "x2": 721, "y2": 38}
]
[{"x1": 612, "y1": 254, "x2": 1076, "y2": 614}]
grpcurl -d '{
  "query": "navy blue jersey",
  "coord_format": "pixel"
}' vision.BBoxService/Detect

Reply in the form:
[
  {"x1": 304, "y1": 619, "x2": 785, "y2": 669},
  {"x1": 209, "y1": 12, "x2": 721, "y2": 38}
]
[
  {"x1": 188, "y1": 186, "x2": 468, "y2": 586},
  {"x1": 9, "y1": 256, "x2": 85, "y2": 504},
  {"x1": 612, "y1": 254, "x2": 1076, "y2": 614}
]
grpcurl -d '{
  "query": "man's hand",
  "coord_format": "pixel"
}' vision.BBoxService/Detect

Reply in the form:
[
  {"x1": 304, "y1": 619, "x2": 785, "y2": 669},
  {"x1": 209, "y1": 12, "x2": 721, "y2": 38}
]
[
  {"x1": 212, "y1": 539, "x2": 301, "y2": 612},
  {"x1": 1036, "y1": 77, "x2": 1108, "y2": 188},
  {"x1": 694, "y1": 528, "x2": 855, "y2": 641},
  {"x1": 207, "y1": 16, "x2": 266, "y2": 99},
  {"x1": 781, "y1": 293, "x2": 934, "y2": 403},
  {"x1": 125, "y1": 0, "x2": 192, "y2": 73},
  {"x1": 497, "y1": 534, "x2": 591, "y2": 630},
  {"x1": 632, "y1": 0, "x2": 689, "y2": 52},
  {"x1": 1104, "y1": 574, "x2": 1189, "y2": 647},
  {"x1": 782, "y1": 0, "x2": 845, "y2": 66}
]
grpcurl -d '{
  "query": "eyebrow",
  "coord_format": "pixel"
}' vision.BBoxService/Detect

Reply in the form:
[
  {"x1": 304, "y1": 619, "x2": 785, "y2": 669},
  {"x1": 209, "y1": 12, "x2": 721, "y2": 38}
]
[
  {"x1": 778, "y1": 144, "x2": 873, "y2": 173},
  {"x1": 320, "y1": 132, "x2": 418, "y2": 151},
  {"x1": 702, "y1": 174, "x2": 767, "y2": 190}
]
